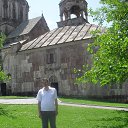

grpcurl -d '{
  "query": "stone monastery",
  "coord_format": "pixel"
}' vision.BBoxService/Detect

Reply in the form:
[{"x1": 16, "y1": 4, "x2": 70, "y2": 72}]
[{"x1": 0, "y1": 0, "x2": 127, "y2": 101}]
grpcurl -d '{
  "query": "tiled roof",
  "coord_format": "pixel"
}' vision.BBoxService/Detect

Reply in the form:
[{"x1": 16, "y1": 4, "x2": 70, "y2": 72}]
[
  {"x1": 8, "y1": 17, "x2": 42, "y2": 39},
  {"x1": 20, "y1": 23, "x2": 105, "y2": 51}
]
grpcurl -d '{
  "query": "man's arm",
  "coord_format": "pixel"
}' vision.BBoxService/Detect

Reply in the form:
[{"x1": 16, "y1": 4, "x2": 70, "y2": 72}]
[
  {"x1": 38, "y1": 101, "x2": 42, "y2": 118},
  {"x1": 55, "y1": 98, "x2": 58, "y2": 115}
]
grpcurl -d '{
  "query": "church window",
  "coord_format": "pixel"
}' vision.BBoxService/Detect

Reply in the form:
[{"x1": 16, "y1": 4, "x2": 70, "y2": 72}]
[
  {"x1": 12, "y1": 3, "x2": 16, "y2": 19},
  {"x1": 20, "y1": 7, "x2": 23, "y2": 21},
  {"x1": 46, "y1": 53, "x2": 56, "y2": 64}
]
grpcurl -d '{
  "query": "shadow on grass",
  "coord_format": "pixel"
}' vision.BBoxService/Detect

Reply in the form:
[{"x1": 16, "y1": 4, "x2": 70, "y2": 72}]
[
  {"x1": 95, "y1": 111, "x2": 128, "y2": 128},
  {"x1": 60, "y1": 95, "x2": 128, "y2": 104},
  {"x1": 0, "y1": 106, "x2": 16, "y2": 119}
]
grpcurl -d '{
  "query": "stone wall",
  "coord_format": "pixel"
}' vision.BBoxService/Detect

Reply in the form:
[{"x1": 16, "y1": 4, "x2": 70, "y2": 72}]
[{"x1": 1, "y1": 39, "x2": 128, "y2": 100}]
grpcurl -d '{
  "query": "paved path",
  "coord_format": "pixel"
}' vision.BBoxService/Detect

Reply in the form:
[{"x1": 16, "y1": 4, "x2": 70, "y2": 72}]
[
  {"x1": 0, "y1": 98, "x2": 37, "y2": 104},
  {"x1": 0, "y1": 98, "x2": 128, "y2": 111}
]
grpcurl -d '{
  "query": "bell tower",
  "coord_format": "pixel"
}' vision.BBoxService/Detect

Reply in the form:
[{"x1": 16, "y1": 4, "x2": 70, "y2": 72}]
[
  {"x1": 57, "y1": 0, "x2": 89, "y2": 27},
  {"x1": 0, "y1": 0, "x2": 29, "y2": 35}
]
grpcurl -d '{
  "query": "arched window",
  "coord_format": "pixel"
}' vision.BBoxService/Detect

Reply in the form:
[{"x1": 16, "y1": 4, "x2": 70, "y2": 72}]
[
  {"x1": 12, "y1": 2, "x2": 16, "y2": 19},
  {"x1": 3, "y1": 0, "x2": 8, "y2": 18},
  {"x1": 20, "y1": 6, "x2": 23, "y2": 21}
]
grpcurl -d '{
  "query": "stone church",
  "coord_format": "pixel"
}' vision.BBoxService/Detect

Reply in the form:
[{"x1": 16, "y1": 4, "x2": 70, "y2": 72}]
[{"x1": 0, "y1": 0, "x2": 128, "y2": 101}]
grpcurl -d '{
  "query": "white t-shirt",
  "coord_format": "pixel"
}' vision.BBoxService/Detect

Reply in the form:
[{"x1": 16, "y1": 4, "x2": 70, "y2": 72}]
[{"x1": 36, "y1": 86, "x2": 57, "y2": 111}]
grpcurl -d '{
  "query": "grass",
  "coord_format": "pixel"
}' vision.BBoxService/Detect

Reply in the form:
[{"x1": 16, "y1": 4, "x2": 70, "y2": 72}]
[
  {"x1": 59, "y1": 97, "x2": 128, "y2": 108},
  {"x1": 0, "y1": 96, "x2": 33, "y2": 99},
  {"x1": 0, "y1": 104, "x2": 128, "y2": 128}
]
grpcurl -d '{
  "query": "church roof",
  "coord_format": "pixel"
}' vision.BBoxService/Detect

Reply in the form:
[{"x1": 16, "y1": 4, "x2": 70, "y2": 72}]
[
  {"x1": 20, "y1": 23, "x2": 105, "y2": 51},
  {"x1": 8, "y1": 17, "x2": 42, "y2": 39}
]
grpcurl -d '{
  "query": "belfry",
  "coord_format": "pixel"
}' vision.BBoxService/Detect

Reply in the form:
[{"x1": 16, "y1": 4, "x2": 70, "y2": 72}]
[{"x1": 57, "y1": 0, "x2": 88, "y2": 27}]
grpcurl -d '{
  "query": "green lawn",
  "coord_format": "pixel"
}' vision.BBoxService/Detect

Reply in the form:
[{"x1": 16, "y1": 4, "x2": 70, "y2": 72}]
[
  {"x1": 60, "y1": 97, "x2": 128, "y2": 108},
  {"x1": 0, "y1": 105, "x2": 128, "y2": 128},
  {"x1": 0, "y1": 96, "x2": 33, "y2": 99}
]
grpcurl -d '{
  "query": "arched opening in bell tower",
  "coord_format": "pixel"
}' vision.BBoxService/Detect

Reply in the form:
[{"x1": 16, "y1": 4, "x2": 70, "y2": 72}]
[{"x1": 70, "y1": 5, "x2": 80, "y2": 18}]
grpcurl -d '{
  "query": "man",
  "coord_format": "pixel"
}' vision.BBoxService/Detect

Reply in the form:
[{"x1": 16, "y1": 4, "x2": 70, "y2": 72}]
[{"x1": 37, "y1": 78, "x2": 58, "y2": 128}]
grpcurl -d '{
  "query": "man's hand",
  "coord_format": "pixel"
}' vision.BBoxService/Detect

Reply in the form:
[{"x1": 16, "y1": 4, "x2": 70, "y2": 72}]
[
  {"x1": 55, "y1": 99, "x2": 58, "y2": 116},
  {"x1": 55, "y1": 111, "x2": 58, "y2": 116},
  {"x1": 39, "y1": 111, "x2": 42, "y2": 118}
]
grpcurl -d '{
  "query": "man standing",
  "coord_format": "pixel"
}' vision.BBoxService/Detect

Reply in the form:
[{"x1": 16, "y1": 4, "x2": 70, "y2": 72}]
[{"x1": 37, "y1": 78, "x2": 58, "y2": 128}]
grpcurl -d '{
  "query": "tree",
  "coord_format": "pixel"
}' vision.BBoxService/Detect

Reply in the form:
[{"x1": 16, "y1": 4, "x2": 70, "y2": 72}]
[
  {"x1": 0, "y1": 33, "x2": 9, "y2": 81},
  {"x1": 0, "y1": 33, "x2": 5, "y2": 48},
  {"x1": 76, "y1": 0, "x2": 128, "y2": 86}
]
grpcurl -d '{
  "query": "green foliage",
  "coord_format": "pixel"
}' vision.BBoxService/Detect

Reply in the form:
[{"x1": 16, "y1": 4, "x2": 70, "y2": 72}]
[
  {"x1": 0, "y1": 33, "x2": 6, "y2": 48},
  {"x1": 77, "y1": 0, "x2": 128, "y2": 86},
  {"x1": 0, "y1": 33, "x2": 9, "y2": 82},
  {"x1": 0, "y1": 66, "x2": 10, "y2": 81}
]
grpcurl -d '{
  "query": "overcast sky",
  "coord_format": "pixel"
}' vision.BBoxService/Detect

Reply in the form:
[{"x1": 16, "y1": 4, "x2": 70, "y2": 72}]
[{"x1": 27, "y1": 0, "x2": 101, "y2": 30}]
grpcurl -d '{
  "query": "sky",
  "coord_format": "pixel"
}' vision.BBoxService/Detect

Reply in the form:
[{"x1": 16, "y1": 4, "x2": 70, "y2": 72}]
[{"x1": 27, "y1": 0, "x2": 101, "y2": 30}]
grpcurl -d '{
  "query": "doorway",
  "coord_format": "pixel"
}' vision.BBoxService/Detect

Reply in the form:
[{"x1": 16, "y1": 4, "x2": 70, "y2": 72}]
[
  {"x1": 49, "y1": 75, "x2": 59, "y2": 95},
  {"x1": 1, "y1": 83, "x2": 6, "y2": 96},
  {"x1": 51, "y1": 82, "x2": 59, "y2": 95}
]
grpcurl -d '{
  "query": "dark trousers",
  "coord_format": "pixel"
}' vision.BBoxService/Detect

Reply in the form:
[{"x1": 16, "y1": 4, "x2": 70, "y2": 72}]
[{"x1": 41, "y1": 111, "x2": 56, "y2": 128}]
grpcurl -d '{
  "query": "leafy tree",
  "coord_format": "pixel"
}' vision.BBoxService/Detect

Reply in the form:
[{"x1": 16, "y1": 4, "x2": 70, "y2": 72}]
[
  {"x1": 0, "y1": 33, "x2": 9, "y2": 81},
  {"x1": 0, "y1": 33, "x2": 5, "y2": 48},
  {"x1": 76, "y1": 0, "x2": 128, "y2": 86}
]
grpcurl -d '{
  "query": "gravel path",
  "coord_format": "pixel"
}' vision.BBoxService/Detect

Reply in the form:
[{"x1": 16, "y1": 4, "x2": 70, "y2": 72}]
[{"x1": 0, "y1": 98, "x2": 128, "y2": 111}]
